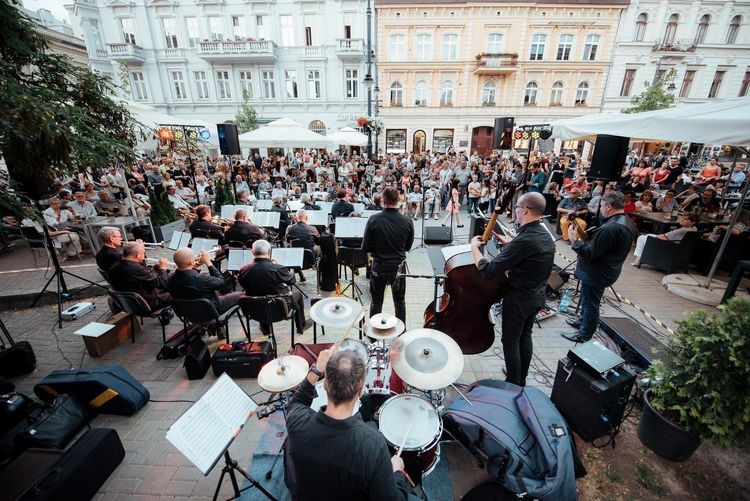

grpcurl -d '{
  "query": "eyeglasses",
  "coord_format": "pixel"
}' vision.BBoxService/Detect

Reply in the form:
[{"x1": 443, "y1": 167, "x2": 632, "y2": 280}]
[{"x1": 514, "y1": 204, "x2": 529, "y2": 210}]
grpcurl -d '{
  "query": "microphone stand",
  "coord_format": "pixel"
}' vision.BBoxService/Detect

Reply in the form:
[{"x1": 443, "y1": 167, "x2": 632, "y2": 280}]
[
  {"x1": 398, "y1": 272, "x2": 445, "y2": 328},
  {"x1": 410, "y1": 195, "x2": 429, "y2": 251}
]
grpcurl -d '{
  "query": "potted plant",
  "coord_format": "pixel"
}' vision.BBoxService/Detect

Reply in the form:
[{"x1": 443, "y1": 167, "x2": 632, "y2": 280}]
[
  {"x1": 147, "y1": 188, "x2": 184, "y2": 242},
  {"x1": 213, "y1": 177, "x2": 235, "y2": 213},
  {"x1": 638, "y1": 298, "x2": 750, "y2": 461}
]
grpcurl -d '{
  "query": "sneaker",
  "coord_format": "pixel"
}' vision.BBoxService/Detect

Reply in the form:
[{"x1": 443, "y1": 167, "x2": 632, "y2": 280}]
[
  {"x1": 565, "y1": 318, "x2": 581, "y2": 330},
  {"x1": 434, "y1": 215, "x2": 439, "y2": 220}
]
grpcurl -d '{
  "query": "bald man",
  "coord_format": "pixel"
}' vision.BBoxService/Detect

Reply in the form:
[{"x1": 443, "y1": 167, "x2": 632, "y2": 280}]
[{"x1": 470, "y1": 192, "x2": 555, "y2": 387}]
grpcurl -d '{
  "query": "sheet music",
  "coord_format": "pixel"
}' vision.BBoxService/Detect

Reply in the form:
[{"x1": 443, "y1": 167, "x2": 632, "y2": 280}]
[
  {"x1": 317, "y1": 201, "x2": 334, "y2": 213},
  {"x1": 227, "y1": 249, "x2": 253, "y2": 271},
  {"x1": 271, "y1": 247, "x2": 304, "y2": 268},
  {"x1": 352, "y1": 203, "x2": 366, "y2": 213},
  {"x1": 361, "y1": 210, "x2": 381, "y2": 219},
  {"x1": 335, "y1": 217, "x2": 369, "y2": 239},
  {"x1": 254, "y1": 211, "x2": 281, "y2": 228},
  {"x1": 255, "y1": 200, "x2": 273, "y2": 211},
  {"x1": 442, "y1": 244, "x2": 471, "y2": 262},
  {"x1": 166, "y1": 374, "x2": 257, "y2": 475},
  {"x1": 288, "y1": 201, "x2": 304, "y2": 211},
  {"x1": 191, "y1": 238, "x2": 219, "y2": 253},
  {"x1": 169, "y1": 231, "x2": 191, "y2": 250},
  {"x1": 306, "y1": 210, "x2": 329, "y2": 226}
]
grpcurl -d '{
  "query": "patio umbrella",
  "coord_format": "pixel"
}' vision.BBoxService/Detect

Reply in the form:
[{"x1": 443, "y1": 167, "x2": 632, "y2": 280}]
[
  {"x1": 326, "y1": 127, "x2": 368, "y2": 147},
  {"x1": 237, "y1": 118, "x2": 329, "y2": 149}
]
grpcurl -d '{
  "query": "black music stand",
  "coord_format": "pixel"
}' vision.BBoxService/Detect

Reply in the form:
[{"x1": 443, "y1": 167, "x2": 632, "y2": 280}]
[{"x1": 213, "y1": 450, "x2": 276, "y2": 501}]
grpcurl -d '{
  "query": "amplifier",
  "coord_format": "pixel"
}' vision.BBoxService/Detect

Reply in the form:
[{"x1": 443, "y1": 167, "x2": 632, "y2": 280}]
[
  {"x1": 551, "y1": 357, "x2": 635, "y2": 442},
  {"x1": 423, "y1": 226, "x2": 452, "y2": 245}
]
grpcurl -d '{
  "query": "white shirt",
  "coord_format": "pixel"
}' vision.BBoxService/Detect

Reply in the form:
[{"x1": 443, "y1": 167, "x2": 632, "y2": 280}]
[
  {"x1": 43, "y1": 207, "x2": 75, "y2": 228},
  {"x1": 68, "y1": 200, "x2": 97, "y2": 219},
  {"x1": 168, "y1": 194, "x2": 190, "y2": 209}
]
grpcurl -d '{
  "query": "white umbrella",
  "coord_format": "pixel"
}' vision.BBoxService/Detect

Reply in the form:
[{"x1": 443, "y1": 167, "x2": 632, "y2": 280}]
[
  {"x1": 237, "y1": 118, "x2": 329, "y2": 148},
  {"x1": 327, "y1": 127, "x2": 368, "y2": 147}
]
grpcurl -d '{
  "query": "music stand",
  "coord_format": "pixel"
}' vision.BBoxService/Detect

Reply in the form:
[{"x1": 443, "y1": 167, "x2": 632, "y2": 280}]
[{"x1": 333, "y1": 218, "x2": 368, "y2": 240}]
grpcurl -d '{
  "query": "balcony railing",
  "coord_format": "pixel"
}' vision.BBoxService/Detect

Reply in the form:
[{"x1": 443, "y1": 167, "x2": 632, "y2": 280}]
[
  {"x1": 160, "y1": 48, "x2": 185, "y2": 60},
  {"x1": 303, "y1": 46, "x2": 324, "y2": 57},
  {"x1": 198, "y1": 40, "x2": 276, "y2": 56},
  {"x1": 652, "y1": 38, "x2": 697, "y2": 52},
  {"x1": 474, "y1": 53, "x2": 518, "y2": 74},
  {"x1": 337, "y1": 38, "x2": 364, "y2": 52},
  {"x1": 107, "y1": 43, "x2": 145, "y2": 61}
]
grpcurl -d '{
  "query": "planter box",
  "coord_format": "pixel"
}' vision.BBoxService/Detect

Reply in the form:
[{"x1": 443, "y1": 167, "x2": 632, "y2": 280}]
[
  {"x1": 638, "y1": 389, "x2": 701, "y2": 461},
  {"x1": 153, "y1": 219, "x2": 186, "y2": 243}
]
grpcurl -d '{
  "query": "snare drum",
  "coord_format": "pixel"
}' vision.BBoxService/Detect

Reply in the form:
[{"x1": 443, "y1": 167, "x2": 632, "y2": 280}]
[
  {"x1": 338, "y1": 338, "x2": 369, "y2": 367},
  {"x1": 378, "y1": 394, "x2": 442, "y2": 483}
]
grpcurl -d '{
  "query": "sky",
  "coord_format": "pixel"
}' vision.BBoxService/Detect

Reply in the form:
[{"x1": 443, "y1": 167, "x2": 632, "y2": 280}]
[{"x1": 22, "y1": 0, "x2": 71, "y2": 23}]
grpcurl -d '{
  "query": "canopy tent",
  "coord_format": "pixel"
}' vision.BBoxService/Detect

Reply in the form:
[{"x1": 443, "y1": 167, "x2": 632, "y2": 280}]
[
  {"x1": 238, "y1": 118, "x2": 329, "y2": 148},
  {"x1": 550, "y1": 96, "x2": 750, "y2": 146},
  {"x1": 326, "y1": 127, "x2": 368, "y2": 147}
]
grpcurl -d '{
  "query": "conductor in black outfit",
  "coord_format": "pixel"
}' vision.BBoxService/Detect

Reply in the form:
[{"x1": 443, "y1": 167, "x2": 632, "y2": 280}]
[
  {"x1": 361, "y1": 187, "x2": 414, "y2": 323},
  {"x1": 471, "y1": 192, "x2": 554, "y2": 387},
  {"x1": 331, "y1": 189, "x2": 355, "y2": 218},
  {"x1": 285, "y1": 348, "x2": 416, "y2": 500}
]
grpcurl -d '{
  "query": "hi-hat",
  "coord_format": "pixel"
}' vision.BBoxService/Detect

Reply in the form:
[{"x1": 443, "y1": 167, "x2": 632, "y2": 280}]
[
  {"x1": 392, "y1": 328, "x2": 464, "y2": 390},
  {"x1": 365, "y1": 313, "x2": 405, "y2": 340},
  {"x1": 310, "y1": 297, "x2": 364, "y2": 327},
  {"x1": 258, "y1": 355, "x2": 309, "y2": 392}
]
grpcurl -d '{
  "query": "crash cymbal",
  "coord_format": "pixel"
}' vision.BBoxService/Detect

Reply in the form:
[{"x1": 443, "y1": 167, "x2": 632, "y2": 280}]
[
  {"x1": 258, "y1": 355, "x2": 309, "y2": 393},
  {"x1": 365, "y1": 313, "x2": 405, "y2": 340},
  {"x1": 310, "y1": 297, "x2": 364, "y2": 327},
  {"x1": 391, "y1": 328, "x2": 464, "y2": 390}
]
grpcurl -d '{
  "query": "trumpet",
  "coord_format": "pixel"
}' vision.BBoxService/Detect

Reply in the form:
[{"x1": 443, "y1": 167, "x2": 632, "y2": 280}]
[
  {"x1": 144, "y1": 245, "x2": 220, "y2": 268},
  {"x1": 141, "y1": 241, "x2": 167, "y2": 249}
]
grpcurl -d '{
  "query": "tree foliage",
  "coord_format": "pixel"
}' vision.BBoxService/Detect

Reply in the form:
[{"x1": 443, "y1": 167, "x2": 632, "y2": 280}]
[
  {"x1": 621, "y1": 69, "x2": 677, "y2": 114},
  {"x1": 235, "y1": 89, "x2": 259, "y2": 134},
  {"x1": 147, "y1": 188, "x2": 177, "y2": 226},
  {"x1": 213, "y1": 177, "x2": 235, "y2": 210}
]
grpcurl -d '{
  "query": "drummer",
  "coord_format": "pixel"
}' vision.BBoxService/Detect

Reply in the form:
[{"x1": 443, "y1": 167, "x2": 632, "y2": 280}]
[{"x1": 285, "y1": 348, "x2": 420, "y2": 500}]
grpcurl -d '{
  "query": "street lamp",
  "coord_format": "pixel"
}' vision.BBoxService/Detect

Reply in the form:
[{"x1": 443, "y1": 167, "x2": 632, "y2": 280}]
[
  {"x1": 364, "y1": 0, "x2": 373, "y2": 158},
  {"x1": 373, "y1": 84, "x2": 380, "y2": 154}
]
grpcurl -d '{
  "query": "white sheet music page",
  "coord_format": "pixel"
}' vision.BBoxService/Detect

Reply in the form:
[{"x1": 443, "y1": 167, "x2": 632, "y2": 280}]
[{"x1": 166, "y1": 374, "x2": 257, "y2": 475}]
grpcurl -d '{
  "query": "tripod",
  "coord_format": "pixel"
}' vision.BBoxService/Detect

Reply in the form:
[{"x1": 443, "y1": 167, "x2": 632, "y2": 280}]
[
  {"x1": 212, "y1": 450, "x2": 277, "y2": 501},
  {"x1": 30, "y1": 226, "x2": 106, "y2": 328}
]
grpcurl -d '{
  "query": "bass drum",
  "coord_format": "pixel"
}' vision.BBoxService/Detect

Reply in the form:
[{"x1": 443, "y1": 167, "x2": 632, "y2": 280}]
[{"x1": 318, "y1": 233, "x2": 338, "y2": 292}]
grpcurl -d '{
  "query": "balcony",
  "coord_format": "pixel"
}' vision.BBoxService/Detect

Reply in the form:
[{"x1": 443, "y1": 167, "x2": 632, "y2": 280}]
[
  {"x1": 107, "y1": 43, "x2": 145, "y2": 63},
  {"x1": 300, "y1": 46, "x2": 326, "y2": 60},
  {"x1": 336, "y1": 38, "x2": 364, "y2": 60},
  {"x1": 197, "y1": 40, "x2": 277, "y2": 62},
  {"x1": 473, "y1": 53, "x2": 518, "y2": 75},
  {"x1": 652, "y1": 38, "x2": 697, "y2": 53},
  {"x1": 157, "y1": 48, "x2": 186, "y2": 61}
]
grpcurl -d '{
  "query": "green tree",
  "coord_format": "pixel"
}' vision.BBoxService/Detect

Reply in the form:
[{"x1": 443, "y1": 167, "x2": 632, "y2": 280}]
[
  {"x1": 213, "y1": 177, "x2": 235, "y2": 211},
  {"x1": 147, "y1": 188, "x2": 177, "y2": 226},
  {"x1": 235, "y1": 89, "x2": 259, "y2": 134},
  {"x1": 621, "y1": 69, "x2": 677, "y2": 114}
]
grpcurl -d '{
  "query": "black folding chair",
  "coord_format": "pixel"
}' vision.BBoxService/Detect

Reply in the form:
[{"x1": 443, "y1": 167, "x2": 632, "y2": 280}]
[
  {"x1": 238, "y1": 294, "x2": 297, "y2": 355},
  {"x1": 108, "y1": 290, "x2": 173, "y2": 343},
  {"x1": 171, "y1": 298, "x2": 247, "y2": 344}
]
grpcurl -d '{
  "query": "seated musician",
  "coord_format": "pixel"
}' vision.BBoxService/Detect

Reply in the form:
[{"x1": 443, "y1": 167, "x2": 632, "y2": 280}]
[
  {"x1": 331, "y1": 189, "x2": 355, "y2": 218},
  {"x1": 286, "y1": 209, "x2": 320, "y2": 253},
  {"x1": 95, "y1": 226, "x2": 123, "y2": 273},
  {"x1": 238, "y1": 240, "x2": 311, "y2": 333},
  {"x1": 300, "y1": 194, "x2": 321, "y2": 211},
  {"x1": 557, "y1": 188, "x2": 588, "y2": 241},
  {"x1": 271, "y1": 196, "x2": 291, "y2": 244},
  {"x1": 189, "y1": 204, "x2": 224, "y2": 242},
  {"x1": 366, "y1": 193, "x2": 384, "y2": 211},
  {"x1": 224, "y1": 208, "x2": 264, "y2": 248},
  {"x1": 284, "y1": 348, "x2": 416, "y2": 500},
  {"x1": 107, "y1": 241, "x2": 171, "y2": 309}
]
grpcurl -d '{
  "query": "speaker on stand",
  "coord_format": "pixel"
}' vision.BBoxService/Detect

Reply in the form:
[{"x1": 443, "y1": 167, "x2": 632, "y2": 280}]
[
  {"x1": 492, "y1": 117, "x2": 515, "y2": 150},
  {"x1": 217, "y1": 123, "x2": 241, "y2": 156},
  {"x1": 588, "y1": 135, "x2": 630, "y2": 181}
]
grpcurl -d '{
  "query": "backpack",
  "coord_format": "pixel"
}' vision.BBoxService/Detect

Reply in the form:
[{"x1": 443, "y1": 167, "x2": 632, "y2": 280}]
[{"x1": 442, "y1": 380, "x2": 584, "y2": 501}]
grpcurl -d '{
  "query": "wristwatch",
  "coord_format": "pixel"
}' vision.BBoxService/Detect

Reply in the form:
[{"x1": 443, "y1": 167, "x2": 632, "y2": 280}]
[{"x1": 309, "y1": 365, "x2": 323, "y2": 378}]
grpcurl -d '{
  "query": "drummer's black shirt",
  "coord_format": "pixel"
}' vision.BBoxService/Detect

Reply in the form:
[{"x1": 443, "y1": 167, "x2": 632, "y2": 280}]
[
  {"x1": 285, "y1": 378, "x2": 412, "y2": 501},
  {"x1": 361, "y1": 208, "x2": 415, "y2": 266}
]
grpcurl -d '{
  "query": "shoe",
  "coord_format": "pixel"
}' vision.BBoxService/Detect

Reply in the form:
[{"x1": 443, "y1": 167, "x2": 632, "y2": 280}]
[
  {"x1": 434, "y1": 215, "x2": 439, "y2": 220},
  {"x1": 441, "y1": 223, "x2": 446, "y2": 226},
  {"x1": 630, "y1": 259, "x2": 640, "y2": 267},
  {"x1": 457, "y1": 224, "x2": 464, "y2": 228},
  {"x1": 565, "y1": 318, "x2": 581, "y2": 329},
  {"x1": 560, "y1": 332, "x2": 592, "y2": 343},
  {"x1": 299, "y1": 276, "x2": 307, "y2": 283}
]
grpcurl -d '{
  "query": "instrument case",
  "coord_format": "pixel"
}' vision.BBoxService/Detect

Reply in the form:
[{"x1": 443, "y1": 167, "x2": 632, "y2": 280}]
[
  {"x1": 0, "y1": 323, "x2": 36, "y2": 379},
  {"x1": 183, "y1": 339, "x2": 211, "y2": 380},
  {"x1": 33, "y1": 365, "x2": 149, "y2": 416},
  {"x1": 157, "y1": 324, "x2": 202, "y2": 360},
  {"x1": 211, "y1": 341, "x2": 273, "y2": 378}
]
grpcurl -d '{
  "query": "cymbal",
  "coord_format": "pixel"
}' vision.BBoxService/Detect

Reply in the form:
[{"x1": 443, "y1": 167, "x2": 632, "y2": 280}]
[
  {"x1": 391, "y1": 328, "x2": 464, "y2": 390},
  {"x1": 258, "y1": 355, "x2": 309, "y2": 393},
  {"x1": 310, "y1": 297, "x2": 364, "y2": 327},
  {"x1": 365, "y1": 313, "x2": 405, "y2": 340}
]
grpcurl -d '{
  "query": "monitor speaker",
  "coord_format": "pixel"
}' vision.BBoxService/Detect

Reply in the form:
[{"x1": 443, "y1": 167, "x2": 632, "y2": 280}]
[
  {"x1": 217, "y1": 123, "x2": 241, "y2": 156},
  {"x1": 423, "y1": 226, "x2": 453, "y2": 245},
  {"x1": 492, "y1": 117, "x2": 514, "y2": 150},
  {"x1": 588, "y1": 135, "x2": 629, "y2": 181}
]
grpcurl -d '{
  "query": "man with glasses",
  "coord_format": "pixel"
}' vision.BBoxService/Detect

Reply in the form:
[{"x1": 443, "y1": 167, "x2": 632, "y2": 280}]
[{"x1": 470, "y1": 192, "x2": 554, "y2": 387}]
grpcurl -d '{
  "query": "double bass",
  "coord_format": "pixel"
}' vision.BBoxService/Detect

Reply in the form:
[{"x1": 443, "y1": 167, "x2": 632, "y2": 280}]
[{"x1": 423, "y1": 207, "x2": 508, "y2": 354}]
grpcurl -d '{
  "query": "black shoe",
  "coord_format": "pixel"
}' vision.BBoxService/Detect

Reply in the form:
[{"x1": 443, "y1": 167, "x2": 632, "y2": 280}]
[
  {"x1": 560, "y1": 332, "x2": 592, "y2": 343},
  {"x1": 299, "y1": 275, "x2": 307, "y2": 283},
  {"x1": 565, "y1": 318, "x2": 581, "y2": 329}
]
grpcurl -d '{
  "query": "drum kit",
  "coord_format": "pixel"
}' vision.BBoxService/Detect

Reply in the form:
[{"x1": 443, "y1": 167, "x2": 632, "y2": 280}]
[{"x1": 257, "y1": 296, "x2": 465, "y2": 484}]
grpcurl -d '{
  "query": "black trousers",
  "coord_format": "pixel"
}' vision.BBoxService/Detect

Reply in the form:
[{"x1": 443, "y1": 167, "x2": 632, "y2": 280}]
[
  {"x1": 369, "y1": 261, "x2": 406, "y2": 323},
  {"x1": 501, "y1": 296, "x2": 543, "y2": 387}
]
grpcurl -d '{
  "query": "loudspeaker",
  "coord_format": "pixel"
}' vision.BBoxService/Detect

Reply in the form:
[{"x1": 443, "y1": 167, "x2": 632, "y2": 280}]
[
  {"x1": 589, "y1": 135, "x2": 629, "y2": 181},
  {"x1": 551, "y1": 357, "x2": 636, "y2": 442},
  {"x1": 423, "y1": 226, "x2": 452, "y2": 245},
  {"x1": 217, "y1": 123, "x2": 241, "y2": 155},
  {"x1": 469, "y1": 215, "x2": 486, "y2": 239},
  {"x1": 492, "y1": 117, "x2": 515, "y2": 150}
]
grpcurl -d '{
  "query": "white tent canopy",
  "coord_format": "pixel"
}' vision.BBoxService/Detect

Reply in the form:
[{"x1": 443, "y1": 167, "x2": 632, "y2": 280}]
[
  {"x1": 238, "y1": 118, "x2": 329, "y2": 148},
  {"x1": 327, "y1": 127, "x2": 368, "y2": 147},
  {"x1": 550, "y1": 96, "x2": 750, "y2": 146}
]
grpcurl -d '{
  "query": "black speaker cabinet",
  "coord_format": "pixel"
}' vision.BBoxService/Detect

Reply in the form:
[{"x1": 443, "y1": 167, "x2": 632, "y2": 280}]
[
  {"x1": 423, "y1": 226, "x2": 452, "y2": 245},
  {"x1": 217, "y1": 123, "x2": 241, "y2": 155},
  {"x1": 492, "y1": 117, "x2": 514, "y2": 150},
  {"x1": 469, "y1": 215, "x2": 486, "y2": 239},
  {"x1": 588, "y1": 135, "x2": 630, "y2": 181},
  {"x1": 551, "y1": 357, "x2": 635, "y2": 442}
]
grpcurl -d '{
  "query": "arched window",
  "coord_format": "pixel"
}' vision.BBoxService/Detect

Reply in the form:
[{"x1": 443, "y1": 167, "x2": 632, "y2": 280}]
[
  {"x1": 726, "y1": 15, "x2": 741, "y2": 44},
  {"x1": 308, "y1": 120, "x2": 326, "y2": 135},
  {"x1": 557, "y1": 34, "x2": 573, "y2": 61},
  {"x1": 664, "y1": 14, "x2": 679, "y2": 44},
  {"x1": 550, "y1": 81, "x2": 564, "y2": 106},
  {"x1": 583, "y1": 35, "x2": 600, "y2": 61},
  {"x1": 634, "y1": 13, "x2": 648, "y2": 42},
  {"x1": 440, "y1": 81, "x2": 454, "y2": 106},
  {"x1": 695, "y1": 14, "x2": 710, "y2": 44},
  {"x1": 530, "y1": 34, "x2": 546, "y2": 60},
  {"x1": 575, "y1": 82, "x2": 589, "y2": 106},
  {"x1": 390, "y1": 82, "x2": 403, "y2": 107},
  {"x1": 415, "y1": 81, "x2": 428, "y2": 106},
  {"x1": 389, "y1": 34, "x2": 406, "y2": 60},
  {"x1": 487, "y1": 33, "x2": 503, "y2": 53},
  {"x1": 524, "y1": 81, "x2": 538, "y2": 105},
  {"x1": 482, "y1": 81, "x2": 496, "y2": 105}
]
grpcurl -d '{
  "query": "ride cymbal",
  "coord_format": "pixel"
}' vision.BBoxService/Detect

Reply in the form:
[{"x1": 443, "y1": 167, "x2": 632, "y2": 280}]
[
  {"x1": 391, "y1": 328, "x2": 464, "y2": 390},
  {"x1": 365, "y1": 313, "x2": 405, "y2": 340},
  {"x1": 310, "y1": 297, "x2": 364, "y2": 327},
  {"x1": 258, "y1": 355, "x2": 309, "y2": 393}
]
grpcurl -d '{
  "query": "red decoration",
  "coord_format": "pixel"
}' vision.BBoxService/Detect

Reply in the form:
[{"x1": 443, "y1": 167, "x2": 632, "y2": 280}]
[{"x1": 157, "y1": 127, "x2": 174, "y2": 141}]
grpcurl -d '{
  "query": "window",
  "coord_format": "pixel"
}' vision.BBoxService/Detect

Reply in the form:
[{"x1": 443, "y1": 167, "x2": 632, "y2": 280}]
[
  {"x1": 620, "y1": 69, "x2": 636, "y2": 96},
  {"x1": 415, "y1": 34, "x2": 432, "y2": 61},
  {"x1": 345, "y1": 69, "x2": 358, "y2": 98},
  {"x1": 88, "y1": 19, "x2": 104, "y2": 51},
  {"x1": 385, "y1": 129, "x2": 406, "y2": 153},
  {"x1": 256, "y1": 16, "x2": 268, "y2": 40},
  {"x1": 529, "y1": 34, "x2": 546, "y2": 60},
  {"x1": 524, "y1": 81, "x2": 538, "y2": 105},
  {"x1": 679, "y1": 70, "x2": 695, "y2": 98},
  {"x1": 344, "y1": 25, "x2": 352, "y2": 39},
  {"x1": 171, "y1": 71, "x2": 187, "y2": 100},
  {"x1": 583, "y1": 35, "x2": 600, "y2": 61},
  {"x1": 432, "y1": 129, "x2": 454, "y2": 153},
  {"x1": 487, "y1": 33, "x2": 503, "y2": 53},
  {"x1": 216, "y1": 71, "x2": 231, "y2": 99},
  {"x1": 261, "y1": 70, "x2": 276, "y2": 98},
  {"x1": 209, "y1": 17, "x2": 223, "y2": 41},
  {"x1": 415, "y1": 81, "x2": 428, "y2": 106},
  {"x1": 440, "y1": 81, "x2": 454, "y2": 106},
  {"x1": 634, "y1": 13, "x2": 647, "y2": 42},
  {"x1": 654, "y1": 68, "x2": 666, "y2": 84},
  {"x1": 556, "y1": 34, "x2": 573, "y2": 61},
  {"x1": 441, "y1": 34, "x2": 458, "y2": 60},
  {"x1": 232, "y1": 16, "x2": 246, "y2": 40},
  {"x1": 194, "y1": 71, "x2": 209, "y2": 100},
  {"x1": 130, "y1": 71, "x2": 147, "y2": 100},
  {"x1": 575, "y1": 82, "x2": 589, "y2": 106},
  {"x1": 307, "y1": 70, "x2": 321, "y2": 99},
  {"x1": 280, "y1": 15, "x2": 294, "y2": 46},
  {"x1": 162, "y1": 18, "x2": 178, "y2": 48},
  {"x1": 186, "y1": 17, "x2": 200, "y2": 48},
  {"x1": 664, "y1": 14, "x2": 679, "y2": 44},
  {"x1": 482, "y1": 81, "x2": 496, "y2": 105},
  {"x1": 305, "y1": 27, "x2": 313, "y2": 46},
  {"x1": 389, "y1": 34, "x2": 406, "y2": 61},
  {"x1": 550, "y1": 81, "x2": 564, "y2": 105},
  {"x1": 309, "y1": 120, "x2": 326, "y2": 135},
  {"x1": 695, "y1": 14, "x2": 710, "y2": 44},
  {"x1": 390, "y1": 82, "x2": 403, "y2": 106},
  {"x1": 740, "y1": 69, "x2": 750, "y2": 97},
  {"x1": 708, "y1": 70, "x2": 725, "y2": 98},
  {"x1": 120, "y1": 17, "x2": 136, "y2": 44},
  {"x1": 726, "y1": 15, "x2": 741, "y2": 44},
  {"x1": 284, "y1": 70, "x2": 298, "y2": 98},
  {"x1": 239, "y1": 70, "x2": 253, "y2": 98}
]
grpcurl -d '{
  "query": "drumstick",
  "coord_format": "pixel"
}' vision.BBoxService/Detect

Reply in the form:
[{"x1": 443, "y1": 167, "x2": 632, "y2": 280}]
[{"x1": 396, "y1": 414, "x2": 417, "y2": 458}]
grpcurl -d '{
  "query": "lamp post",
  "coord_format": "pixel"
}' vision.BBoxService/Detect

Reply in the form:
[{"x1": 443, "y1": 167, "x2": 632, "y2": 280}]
[
  {"x1": 373, "y1": 84, "x2": 380, "y2": 155},
  {"x1": 364, "y1": 0, "x2": 374, "y2": 158}
]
